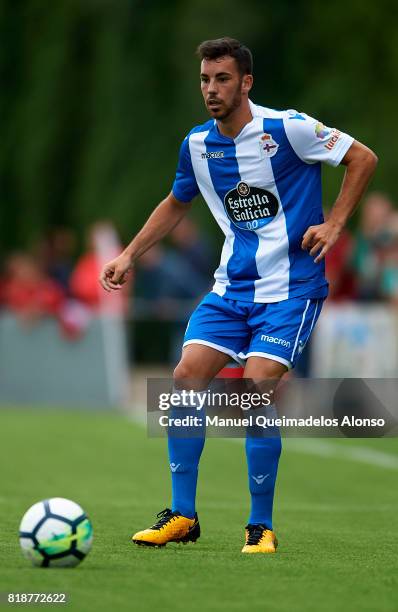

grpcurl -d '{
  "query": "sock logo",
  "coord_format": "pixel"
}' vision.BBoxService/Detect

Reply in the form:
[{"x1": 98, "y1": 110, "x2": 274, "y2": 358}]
[
  {"x1": 170, "y1": 463, "x2": 181, "y2": 473},
  {"x1": 297, "y1": 339, "x2": 305, "y2": 355},
  {"x1": 251, "y1": 473, "x2": 270, "y2": 485}
]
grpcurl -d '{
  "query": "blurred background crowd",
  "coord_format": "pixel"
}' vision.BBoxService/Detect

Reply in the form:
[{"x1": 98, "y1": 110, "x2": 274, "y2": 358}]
[
  {"x1": 327, "y1": 192, "x2": 398, "y2": 304},
  {"x1": 0, "y1": 215, "x2": 215, "y2": 362}
]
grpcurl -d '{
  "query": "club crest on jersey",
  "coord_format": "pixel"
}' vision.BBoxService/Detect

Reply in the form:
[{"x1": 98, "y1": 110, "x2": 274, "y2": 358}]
[
  {"x1": 259, "y1": 133, "x2": 279, "y2": 158},
  {"x1": 223, "y1": 181, "x2": 279, "y2": 231}
]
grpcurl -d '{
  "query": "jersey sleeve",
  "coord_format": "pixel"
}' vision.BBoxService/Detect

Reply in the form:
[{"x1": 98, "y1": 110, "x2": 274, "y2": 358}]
[
  {"x1": 284, "y1": 111, "x2": 354, "y2": 167},
  {"x1": 172, "y1": 136, "x2": 199, "y2": 203}
]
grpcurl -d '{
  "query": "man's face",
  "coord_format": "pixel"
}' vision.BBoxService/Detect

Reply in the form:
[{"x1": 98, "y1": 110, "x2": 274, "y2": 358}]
[{"x1": 200, "y1": 56, "x2": 251, "y2": 121}]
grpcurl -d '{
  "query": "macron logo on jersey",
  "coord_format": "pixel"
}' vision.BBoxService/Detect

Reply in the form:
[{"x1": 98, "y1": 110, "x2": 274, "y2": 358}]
[{"x1": 201, "y1": 151, "x2": 224, "y2": 159}]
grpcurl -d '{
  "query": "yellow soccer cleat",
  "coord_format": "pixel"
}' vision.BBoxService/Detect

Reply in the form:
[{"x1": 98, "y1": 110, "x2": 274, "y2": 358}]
[
  {"x1": 132, "y1": 508, "x2": 200, "y2": 547},
  {"x1": 241, "y1": 524, "x2": 278, "y2": 554}
]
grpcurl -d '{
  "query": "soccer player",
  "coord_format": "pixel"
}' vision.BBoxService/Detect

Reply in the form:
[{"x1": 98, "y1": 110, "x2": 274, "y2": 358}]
[{"x1": 100, "y1": 38, "x2": 377, "y2": 553}]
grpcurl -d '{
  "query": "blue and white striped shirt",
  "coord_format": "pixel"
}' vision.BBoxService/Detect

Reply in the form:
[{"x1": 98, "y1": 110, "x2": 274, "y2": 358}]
[{"x1": 172, "y1": 101, "x2": 354, "y2": 303}]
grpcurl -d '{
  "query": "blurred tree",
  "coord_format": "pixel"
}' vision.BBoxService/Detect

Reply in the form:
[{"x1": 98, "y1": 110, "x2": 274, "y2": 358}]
[{"x1": 0, "y1": 0, "x2": 397, "y2": 253}]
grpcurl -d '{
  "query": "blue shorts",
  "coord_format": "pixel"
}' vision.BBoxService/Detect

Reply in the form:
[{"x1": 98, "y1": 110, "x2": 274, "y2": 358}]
[{"x1": 184, "y1": 292, "x2": 323, "y2": 369}]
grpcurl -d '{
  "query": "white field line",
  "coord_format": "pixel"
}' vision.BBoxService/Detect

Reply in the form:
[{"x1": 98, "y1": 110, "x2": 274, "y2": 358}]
[
  {"x1": 128, "y1": 409, "x2": 398, "y2": 471},
  {"x1": 283, "y1": 439, "x2": 398, "y2": 470}
]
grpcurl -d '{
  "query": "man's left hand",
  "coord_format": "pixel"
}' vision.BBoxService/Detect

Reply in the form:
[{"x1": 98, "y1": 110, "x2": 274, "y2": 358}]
[{"x1": 301, "y1": 220, "x2": 342, "y2": 263}]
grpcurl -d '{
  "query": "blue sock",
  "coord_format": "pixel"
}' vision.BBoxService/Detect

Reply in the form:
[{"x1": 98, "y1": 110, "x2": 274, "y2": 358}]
[
  {"x1": 246, "y1": 411, "x2": 281, "y2": 529},
  {"x1": 168, "y1": 402, "x2": 205, "y2": 519}
]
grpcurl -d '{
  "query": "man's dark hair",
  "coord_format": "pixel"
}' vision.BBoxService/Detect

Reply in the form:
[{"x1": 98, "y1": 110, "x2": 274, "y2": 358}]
[{"x1": 196, "y1": 37, "x2": 253, "y2": 76}]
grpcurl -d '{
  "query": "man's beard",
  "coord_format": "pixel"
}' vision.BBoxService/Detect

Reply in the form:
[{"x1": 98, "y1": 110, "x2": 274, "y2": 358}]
[{"x1": 207, "y1": 86, "x2": 242, "y2": 121}]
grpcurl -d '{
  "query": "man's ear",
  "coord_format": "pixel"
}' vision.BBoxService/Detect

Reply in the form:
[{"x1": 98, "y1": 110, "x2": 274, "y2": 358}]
[{"x1": 241, "y1": 74, "x2": 253, "y2": 94}]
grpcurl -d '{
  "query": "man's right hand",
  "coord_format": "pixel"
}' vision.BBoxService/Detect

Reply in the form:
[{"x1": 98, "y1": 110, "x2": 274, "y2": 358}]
[{"x1": 99, "y1": 253, "x2": 133, "y2": 292}]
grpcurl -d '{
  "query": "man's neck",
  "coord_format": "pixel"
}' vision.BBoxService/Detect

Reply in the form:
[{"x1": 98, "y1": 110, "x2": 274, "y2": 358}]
[{"x1": 216, "y1": 100, "x2": 253, "y2": 139}]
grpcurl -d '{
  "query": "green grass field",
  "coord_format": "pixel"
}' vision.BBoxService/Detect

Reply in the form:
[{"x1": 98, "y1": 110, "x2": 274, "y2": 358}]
[{"x1": 1, "y1": 409, "x2": 398, "y2": 611}]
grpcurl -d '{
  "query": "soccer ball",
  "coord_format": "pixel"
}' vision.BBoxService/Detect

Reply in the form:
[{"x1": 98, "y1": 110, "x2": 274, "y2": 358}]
[{"x1": 19, "y1": 497, "x2": 93, "y2": 568}]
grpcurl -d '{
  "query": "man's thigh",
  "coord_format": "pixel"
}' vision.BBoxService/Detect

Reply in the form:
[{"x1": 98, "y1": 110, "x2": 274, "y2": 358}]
[
  {"x1": 174, "y1": 343, "x2": 231, "y2": 389},
  {"x1": 243, "y1": 297, "x2": 324, "y2": 370},
  {"x1": 183, "y1": 292, "x2": 250, "y2": 364}
]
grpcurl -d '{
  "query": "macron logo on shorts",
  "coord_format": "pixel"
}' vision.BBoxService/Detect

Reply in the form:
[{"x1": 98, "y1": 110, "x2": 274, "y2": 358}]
[{"x1": 260, "y1": 334, "x2": 291, "y2": 348}]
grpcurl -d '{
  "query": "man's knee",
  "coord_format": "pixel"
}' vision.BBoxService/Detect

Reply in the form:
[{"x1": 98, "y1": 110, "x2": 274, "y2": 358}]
[
  {"x1": 244, "y1": 357, "x2": 287, "y2": 381},
  {"x1": 173, "y1": 358, "x2": 214, "y2": 390},
  {"x1": 173, "y1": 345, "x2": 230, "y2": 388},
  {"x1": 173, "y1": 360, "x2": 196, "y2": 382}
]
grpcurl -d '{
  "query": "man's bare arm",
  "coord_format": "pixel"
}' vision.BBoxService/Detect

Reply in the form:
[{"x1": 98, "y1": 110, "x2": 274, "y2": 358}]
[
  {"x1": 301, "y1": 140, "x2": 378, "y2": 263},
  {"x1": 99, "y1": 192, "x2": 191, "y2": 291}
]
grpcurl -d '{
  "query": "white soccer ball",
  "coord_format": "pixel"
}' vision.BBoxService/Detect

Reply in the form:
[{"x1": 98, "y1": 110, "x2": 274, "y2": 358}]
[{"x1": 19, "y1": 498, "x2": 93, "y2": 568}]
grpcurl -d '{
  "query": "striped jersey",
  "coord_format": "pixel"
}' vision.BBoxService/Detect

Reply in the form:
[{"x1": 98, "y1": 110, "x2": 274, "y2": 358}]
[{"x1": 172, "y1": 100, "x2": 354, "y2": 303}]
